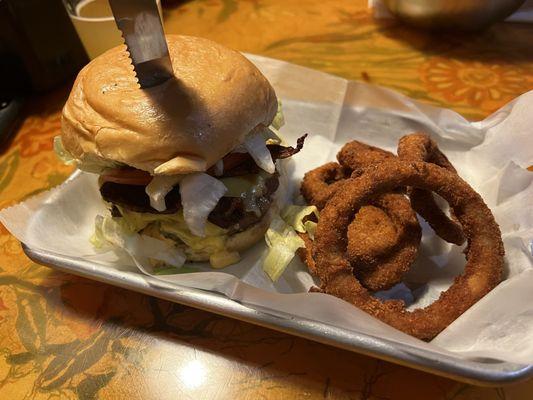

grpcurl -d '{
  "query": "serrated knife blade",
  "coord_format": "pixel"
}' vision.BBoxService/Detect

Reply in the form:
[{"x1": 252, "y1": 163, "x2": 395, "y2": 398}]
[{"x1": 109, "y1": 0, "x2": 173, "y2": 88}]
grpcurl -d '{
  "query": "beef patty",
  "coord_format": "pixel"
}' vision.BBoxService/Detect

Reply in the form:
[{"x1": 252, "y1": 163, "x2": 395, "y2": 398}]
[
  {"x1": 100, "y1": 174, "x2": 279, "y2": 233},
  {"x1": 99, "y1": 134, "x2": 306, "y2": 233}
]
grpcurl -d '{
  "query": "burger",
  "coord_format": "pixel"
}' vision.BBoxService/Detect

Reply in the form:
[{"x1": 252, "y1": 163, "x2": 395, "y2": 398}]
[{"x1": 54, "y1": 35, "x2": 305, "y2": 271}]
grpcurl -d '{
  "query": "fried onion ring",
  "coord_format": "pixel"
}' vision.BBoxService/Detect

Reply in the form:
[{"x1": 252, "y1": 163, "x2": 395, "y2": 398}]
[
  {"x1": 347, "y1": 205, "x2": 398, "y2": 262},
  {"x1": 300, "y1": 162, "x2": 350, "y2": 209},
  {"x1": 347, "y1": 193, "x2": 421, "y2": 292},
  {"x1": 337, "y1": 141, "x2": 395, "y2": 172},
  {"x1": 298, "y1": 233, "x2": 318, "y2": 275},
  {"x1": 298, "y1": 191, "x2": 421, "y2": 291},
  {"x1": 398, "y1": 133, "x2": 465, "y2": 245},
  {"x1": 313, "y1": 160, "x2": 504, "y2": 340},
  {"x1": 300, "y1": 142, "x2": 422, "y2": 291}
]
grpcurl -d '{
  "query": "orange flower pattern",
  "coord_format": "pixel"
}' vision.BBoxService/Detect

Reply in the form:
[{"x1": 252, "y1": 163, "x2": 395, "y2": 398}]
[
  {"x1": 14, "y1": 114, "x2": 61, "y2": 158},
  {"x1": 421, "y1": 57, "x2": 533, "y2": 111}
]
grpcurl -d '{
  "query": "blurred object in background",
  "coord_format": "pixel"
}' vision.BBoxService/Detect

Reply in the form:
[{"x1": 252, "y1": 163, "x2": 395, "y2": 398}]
[
  {"x1": 62, "y1": 0, "x2": 163, "y2": 60},
  {"x1": 0, "y1": 0, "x2": 88, "y2": 147},
  {"x1": 62, "y1": 0, "x2": 123, "y2": 59},
  {"x1": 0, "y1": 0, "x2": 88, "y2": 94},
  {"x1": 0, "y1": 96, "x2": 23, "y2": 150},
  {"x1": 379, "y1": 0, "x2": 527, "y2": 30},
  {"x1": 160, "y1": 0, "x2": 189, "y2": 8},
  {"x1": 506, "y1": 0, "x2": 533, "y2": 22}
]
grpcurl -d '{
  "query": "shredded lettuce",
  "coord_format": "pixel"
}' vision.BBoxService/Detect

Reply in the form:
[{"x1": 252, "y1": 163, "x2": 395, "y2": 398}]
[
  {"x1": 281, "y1": 205, "x2": 319, "y2": 234},
  {"x1": 92, "y1": 215, "x2": 187, "y2": 273},
  {"x1": 244, "y1": 131, "x2": 276, "y2": 174},
  {"x1": 117, "y1": 207, "x2": 228, "y2": 248},
  {"x1": 180, "y1": 173, "x2": 228, "y2": 237},
  {"x1": 90, "y1": 216, "x2": 107, "y2": 248},
  {"x1": 54, "y1": 135, "x2": 123, "y2": 173},
  {"x1": 145, "y1": 175, "x2": 182, "y2": 212},
  {"x1": 263, "y1": 215, "x2": 305, "y2": 282},
  {"x1": 107, "y1": 207, "x2": 233, "y2": 264},
  {"x1": 303, "y1": 220, "x2": 317, "y2": 239},
  {"x1": 53, "y1": 136, "x2": 76, "y2": 165},
  {"x1": 115, "y1": 206, "x2": 227, "y2": 236},
  {"x1": 258, "y1": 126, "x2": 282, "y2": 145},
  {"x1": 91, "y1": 209, "x2": 241, "y2": 271},
  {"x1": 266, "y1": 127, "x2": 284, "y2": 145},
  {"x1": 271, "y1": 100, "x2": 285, "y2": 130},
  {"x1": 263, "y1": 205, "x2": 319, "y2": 281},
  {"x1": 159, "y1": 220, "x2": 228, "y2": 255}
]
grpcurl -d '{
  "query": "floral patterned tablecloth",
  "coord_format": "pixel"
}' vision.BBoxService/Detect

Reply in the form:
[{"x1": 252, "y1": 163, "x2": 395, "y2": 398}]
[{"x1": 1, "y1": 1, "x2": 532, "y2": 398}]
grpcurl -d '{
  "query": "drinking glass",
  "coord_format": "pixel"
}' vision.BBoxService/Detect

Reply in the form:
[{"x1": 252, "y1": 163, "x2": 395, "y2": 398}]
[{"x1": 63, "y1": 0, "x2": 162, "y2": 59}]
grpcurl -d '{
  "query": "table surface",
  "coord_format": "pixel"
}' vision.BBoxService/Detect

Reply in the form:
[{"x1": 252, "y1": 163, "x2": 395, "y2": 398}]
[{"x1": 1, "y1": 0, "x2": 533, "y2": 398}]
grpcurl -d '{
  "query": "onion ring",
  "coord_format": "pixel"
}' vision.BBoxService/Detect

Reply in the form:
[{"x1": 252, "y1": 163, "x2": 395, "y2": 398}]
[
  {"x1": 301, "y1": 141, "x2": 398, "y2": 209},
  {"x1": 300, "y1": 162, "x2": 350, "y2": 209},
  {"x1": 300, "y1": 162, "x2": 401, "y2": 264},
  {"x1": 298, "y1": 191, "x2": 421, "y2": 291},
  {"x1": 347, "y1": 193, "x2": 421, "y2": 292},
  {"x1": 398, "y1": 133, "x2": 465, "y2": 245},
  {"x1": 347, "y1": 204, "x2": 398, "y2": 262},
  {"x1": 337, "y1": 141, "x2": 395, "y2": 172},
  {"x1": 300, "y1": 142, "x2": 422, "y2": 291},
  {"x1": 313, "y1": 160, "x2": 504, "y2": 340},
  {"x1": 298, "y1": 233, "x2": 318, "y2": 275}
]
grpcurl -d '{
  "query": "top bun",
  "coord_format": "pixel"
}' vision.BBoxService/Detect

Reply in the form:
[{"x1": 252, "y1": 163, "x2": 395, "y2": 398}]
[{"x1": 61, "y1": 35, "x2": 277, "y2": 175}]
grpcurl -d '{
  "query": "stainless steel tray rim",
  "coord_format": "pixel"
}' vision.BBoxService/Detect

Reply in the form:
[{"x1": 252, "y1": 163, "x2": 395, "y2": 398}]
[{"x1": 22, "y1": 244, "x2": 533, "y2": 386}]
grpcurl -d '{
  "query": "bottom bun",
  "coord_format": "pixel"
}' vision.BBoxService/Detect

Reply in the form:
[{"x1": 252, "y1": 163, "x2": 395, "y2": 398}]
[{"x1": 226, "y1": 207, "x2": 275, "y2": 253}]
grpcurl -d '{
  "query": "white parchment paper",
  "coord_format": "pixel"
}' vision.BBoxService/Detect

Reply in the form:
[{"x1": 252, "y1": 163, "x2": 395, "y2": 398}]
[{"x1": 1, "y1": 55, "x2": 532, "y2": 364}]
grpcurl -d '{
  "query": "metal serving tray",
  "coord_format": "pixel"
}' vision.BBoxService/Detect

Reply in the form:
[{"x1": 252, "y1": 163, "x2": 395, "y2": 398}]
[{"x1": 23, "y1": 244, "x2": 533, "y2": 386}]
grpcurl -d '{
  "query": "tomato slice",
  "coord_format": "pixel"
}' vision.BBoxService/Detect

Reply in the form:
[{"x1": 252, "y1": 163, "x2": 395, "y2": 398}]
[{"x1": 100, "y1": 168, "x2": 153, "y2": 186}]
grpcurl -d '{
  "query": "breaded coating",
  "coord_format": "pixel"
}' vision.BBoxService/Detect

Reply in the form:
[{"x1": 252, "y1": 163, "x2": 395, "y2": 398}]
[
  {"x1": 398, "y1": 133, "x2": 465, "y2": 245},
  {"x1": 312, "y1": 160, "x2": 504, "y2": 340}
]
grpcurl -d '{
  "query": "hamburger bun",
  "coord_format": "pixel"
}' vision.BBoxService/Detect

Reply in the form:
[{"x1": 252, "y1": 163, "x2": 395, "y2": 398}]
[{"x1": 61, "y1": 35, "x2": 278, "y2": 175}]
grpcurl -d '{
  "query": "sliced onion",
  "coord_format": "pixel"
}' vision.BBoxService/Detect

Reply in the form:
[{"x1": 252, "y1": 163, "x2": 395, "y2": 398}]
[
  {"x1": 231, "y1": 144, "x2": 247, "y2": 153},
  {"x1": 145, "y1": 175, "x2": 182, "y2": 212},
  {"x1": 243, "y1": 132, "x2": 276, "y2": 174},
  {"x1": 213, "y1": 159, "x2": 224, "y2": 176},
  {"x1": 180, "y1": 173, "x2": 228, "y2": 237}
]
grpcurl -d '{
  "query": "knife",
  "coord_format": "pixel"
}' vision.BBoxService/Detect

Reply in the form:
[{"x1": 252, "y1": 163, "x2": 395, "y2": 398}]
[{"x1": 109, "y1": 0, "x2": 174, "y2": 88}]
